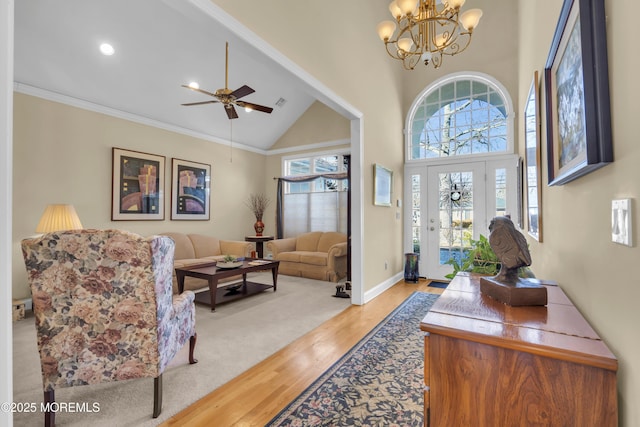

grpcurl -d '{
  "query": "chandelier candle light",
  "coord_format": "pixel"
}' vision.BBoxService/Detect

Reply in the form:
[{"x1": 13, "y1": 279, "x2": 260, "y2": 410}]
[{"x1": 377, "y1": 0, "x2": 483, "y2": 70}]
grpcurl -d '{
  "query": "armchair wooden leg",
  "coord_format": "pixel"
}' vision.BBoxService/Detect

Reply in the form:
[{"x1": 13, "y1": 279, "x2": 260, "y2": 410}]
[
  {"x1": 189, "y1": 333, "x2": 198, "y2": 364},
  {"x1": 44, "y1": 389, "x2": 55, "y2": 427},
  {"x1": 153, "y1": 375, "x2": 162, "y2": 418}
]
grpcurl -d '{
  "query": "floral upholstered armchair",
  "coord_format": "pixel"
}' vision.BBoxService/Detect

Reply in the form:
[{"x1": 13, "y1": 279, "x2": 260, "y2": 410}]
[{"x1": 21, "y1": 229, "x2": 197, "y2": 426}]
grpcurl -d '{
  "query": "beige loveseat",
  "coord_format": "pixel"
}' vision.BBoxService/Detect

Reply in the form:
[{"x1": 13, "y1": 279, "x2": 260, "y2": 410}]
[
  {"x1": 265, "y1": 231, "x2": 347, "y2": 282},
  {"x1": 161, "y1": 232, "x2": 252, "y2": 293}
]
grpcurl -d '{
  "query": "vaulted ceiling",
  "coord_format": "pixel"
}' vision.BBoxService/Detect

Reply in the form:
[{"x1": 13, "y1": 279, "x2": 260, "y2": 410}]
[{"x1": 14, "y1": 0, "x2": 318, "y2": 151}]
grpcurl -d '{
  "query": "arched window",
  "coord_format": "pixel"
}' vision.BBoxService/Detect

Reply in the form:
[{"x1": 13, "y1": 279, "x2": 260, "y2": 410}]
[{"x1": 407, "y1": 73, "x2": 513, "y2": 160}]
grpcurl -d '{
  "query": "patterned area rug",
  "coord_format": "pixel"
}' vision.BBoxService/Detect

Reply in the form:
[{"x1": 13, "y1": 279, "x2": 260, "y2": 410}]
[{"x1": 267, "y1": 291, "x2": 440, "y2": 426}]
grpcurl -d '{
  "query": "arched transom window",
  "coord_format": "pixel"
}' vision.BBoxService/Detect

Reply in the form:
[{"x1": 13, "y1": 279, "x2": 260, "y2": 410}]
[{"x1": 408, "y1": 74, "x2": 511, "y2": 160}]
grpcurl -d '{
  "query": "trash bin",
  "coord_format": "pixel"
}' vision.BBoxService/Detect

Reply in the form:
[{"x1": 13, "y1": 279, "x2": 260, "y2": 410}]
[{"x1": 404, "y1": 252, "x2": 419, "y2": 283}]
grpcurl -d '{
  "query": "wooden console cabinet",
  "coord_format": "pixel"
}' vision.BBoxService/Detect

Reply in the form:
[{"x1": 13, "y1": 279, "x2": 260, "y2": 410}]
[{"x1": 420, "y1": 273, "x2": 618, "y2": 426}]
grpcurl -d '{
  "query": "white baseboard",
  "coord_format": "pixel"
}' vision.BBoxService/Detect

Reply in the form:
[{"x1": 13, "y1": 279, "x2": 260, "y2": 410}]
[{"x1": 363, "y1": 271, "x2": 404, "y2": 304}]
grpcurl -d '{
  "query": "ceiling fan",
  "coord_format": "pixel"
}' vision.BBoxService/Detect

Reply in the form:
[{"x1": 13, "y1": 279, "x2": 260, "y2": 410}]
[{"x1": 181, "y1": 42, "x2": 274, "y2": 120}]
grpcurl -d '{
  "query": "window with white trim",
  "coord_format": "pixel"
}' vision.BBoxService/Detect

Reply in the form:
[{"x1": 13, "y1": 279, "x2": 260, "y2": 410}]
[
  {"x1": 408, "y1": 77, "x2": 509, "y2": 160},
  {"x1": 281, "y1": 154, "x2": 348, "y2": 237}
]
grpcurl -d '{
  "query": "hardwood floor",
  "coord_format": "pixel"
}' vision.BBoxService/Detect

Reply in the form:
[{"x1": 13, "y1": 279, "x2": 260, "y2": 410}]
[{"x1": 161, "y1": 279, "x2": 444, "y2": 426}]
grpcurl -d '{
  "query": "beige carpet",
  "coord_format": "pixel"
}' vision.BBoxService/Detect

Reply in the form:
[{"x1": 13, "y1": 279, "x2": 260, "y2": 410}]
[{"x1": 12, "y1": 273, "x2": 351, "y2": 426}]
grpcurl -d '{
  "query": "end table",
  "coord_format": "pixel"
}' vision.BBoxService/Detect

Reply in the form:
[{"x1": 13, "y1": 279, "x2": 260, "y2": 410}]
[{"x1": 245, "y1": 235, "x2": 274, "y2": 258}]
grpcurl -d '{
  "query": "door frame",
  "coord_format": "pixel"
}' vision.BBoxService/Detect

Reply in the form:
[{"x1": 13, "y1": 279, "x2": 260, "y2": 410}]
[{"x1": 404, "y1": 154, "x2": 520, "y2": 280}]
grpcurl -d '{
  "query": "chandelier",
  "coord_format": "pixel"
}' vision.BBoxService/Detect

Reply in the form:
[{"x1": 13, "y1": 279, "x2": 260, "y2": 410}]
[{"x1": 376, "y1": 0, "x2": 483, "y2": 70}]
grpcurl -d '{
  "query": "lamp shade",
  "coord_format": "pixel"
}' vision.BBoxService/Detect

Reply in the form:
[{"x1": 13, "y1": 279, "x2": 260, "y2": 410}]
[
  {"x1": 448, "y1": 0, "x2": 466, "y2": 8},
  {"x1": 35, "y1": 204, "x2": 83, "y2": 233},
  {"x1": 396, "y1": 0, "x2": 418, "y2": 15},
  {"x1": 460, "y1": 8, "x2": 482, "y2": 30},
  {"x1": 377, "y1": 20, "x2": 397, "y2": 41},
  {"x1": 398, "y1": 37, "x2": 414, "y2": 52},
  {"x1": 388, "y1": 0, "x2": 402, "y2": 18}
]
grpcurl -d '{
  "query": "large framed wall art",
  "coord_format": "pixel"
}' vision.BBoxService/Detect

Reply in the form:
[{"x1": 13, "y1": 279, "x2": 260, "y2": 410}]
[
  {"x1": 544, "y1": 0, "x2": 612, "y2": 186},
  {"x1": 171, "y1": 158, "x2": 211, "y2": 220},
  {"x1": 373, "y1": 163, "x2": 393, "y2": 207},
  {"x1": 112, "y1": 148, "x2": 165, "y2": 220}
]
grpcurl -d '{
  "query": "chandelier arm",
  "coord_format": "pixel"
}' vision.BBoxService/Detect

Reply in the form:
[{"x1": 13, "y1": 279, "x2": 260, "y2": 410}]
[{"x1": 378, "y1": 0, "x2": 480, "y2": 70}]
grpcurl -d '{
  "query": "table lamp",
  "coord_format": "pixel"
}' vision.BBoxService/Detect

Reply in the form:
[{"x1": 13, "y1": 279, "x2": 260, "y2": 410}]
[{"x1": 35, "y1": 204, "x2": 84, "y2": 233}]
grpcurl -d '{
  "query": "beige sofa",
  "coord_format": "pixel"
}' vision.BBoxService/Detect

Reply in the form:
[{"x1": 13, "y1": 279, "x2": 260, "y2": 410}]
[
  {"x1": 266, "y1": 231, "x2": 347, "y2": 282},
  {"x1": 161, "y1": 232, "x2": 252, "y2": 293}
]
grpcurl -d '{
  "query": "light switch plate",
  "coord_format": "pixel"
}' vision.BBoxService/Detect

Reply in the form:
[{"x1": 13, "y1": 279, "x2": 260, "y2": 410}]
[{"x1": 612, "y1": 199, "x2": 632, "y2": 246}]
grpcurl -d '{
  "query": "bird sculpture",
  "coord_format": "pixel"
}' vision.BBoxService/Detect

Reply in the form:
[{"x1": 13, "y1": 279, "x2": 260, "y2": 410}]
[{"x1": 488, "y1": 216, "x2": 531, "y2": 284}]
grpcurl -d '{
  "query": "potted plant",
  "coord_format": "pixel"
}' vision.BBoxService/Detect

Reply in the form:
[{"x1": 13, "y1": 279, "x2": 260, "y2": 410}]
[
  {"x1": 246, "y1": 193, "x2": 270, "y2": 236},
  {"x1": 445, "y1": 234, "x2": 534, "y2": 280}
]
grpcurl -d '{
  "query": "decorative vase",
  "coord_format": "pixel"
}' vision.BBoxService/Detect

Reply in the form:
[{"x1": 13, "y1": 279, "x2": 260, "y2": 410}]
[
  {"x1": 404, "y1": 252, "x2": 420, "y2": 283},
  {"x1": 254, "y1": 219, "x2": 264, "y2": 236}
]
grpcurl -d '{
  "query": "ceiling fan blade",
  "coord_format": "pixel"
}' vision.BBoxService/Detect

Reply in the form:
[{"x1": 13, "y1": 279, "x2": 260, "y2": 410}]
[
  {"x1": 236, "y1": 101, "x2": 274, "y2": 114},
  {"x1": 230, "y1": 85, "x2": 255, "y2": 100},
  {"x1": 181, "y1": 84, "x2": 219, "y2": 98},
  {"x1": 225, "y1": 104, "x2": 239, "y2": 120},
  {"x1": 181, "y1": 100, "x2": 219, "y2": 106}
]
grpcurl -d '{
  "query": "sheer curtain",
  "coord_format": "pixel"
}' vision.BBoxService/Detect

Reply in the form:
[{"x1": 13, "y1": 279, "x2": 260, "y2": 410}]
[{"x1": 276, "y1": 173, "x2": 348, "y2": 238}]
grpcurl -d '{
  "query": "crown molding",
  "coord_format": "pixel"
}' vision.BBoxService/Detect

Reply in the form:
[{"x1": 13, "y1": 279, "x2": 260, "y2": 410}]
[{"x1": 266, "y1": 139, "x2": 350, "y2": 156}]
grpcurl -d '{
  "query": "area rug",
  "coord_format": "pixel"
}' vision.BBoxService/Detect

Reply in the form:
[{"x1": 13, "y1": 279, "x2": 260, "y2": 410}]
[
  {"x1": 12, "y1": 273, "x2": 351, "y2": 427},
  {"x1": 267, "y1": 291, "x2": 439, "y2": 426}
]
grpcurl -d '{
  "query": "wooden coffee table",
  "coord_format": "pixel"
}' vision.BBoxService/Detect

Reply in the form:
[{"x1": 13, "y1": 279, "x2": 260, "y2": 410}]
[{"x1": 175, "y1": 259, "x2": 279, "y2": 311}]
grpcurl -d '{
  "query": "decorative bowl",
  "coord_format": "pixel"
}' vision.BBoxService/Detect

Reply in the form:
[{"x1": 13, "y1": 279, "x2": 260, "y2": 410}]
[{"x1": 216, "y1": 261, "x2": 243, "y2": 269}]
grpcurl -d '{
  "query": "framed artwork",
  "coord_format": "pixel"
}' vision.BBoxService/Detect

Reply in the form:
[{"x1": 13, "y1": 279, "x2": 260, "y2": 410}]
[
  {"x1": 373, "y1": 164, "x2": 392, "y2": 207},
  {"x1": 524, "y1": 71, "x2": 543, "y2": 241},
  {"x1": 544, "y1": 0, "x2": 612, "y2": 186},
  {"x1": 171, "y1": 158, "x2": 211, "y2": 220},
  {"x1": 112, "y1": 148, "x2": 165, "y2": 220}
]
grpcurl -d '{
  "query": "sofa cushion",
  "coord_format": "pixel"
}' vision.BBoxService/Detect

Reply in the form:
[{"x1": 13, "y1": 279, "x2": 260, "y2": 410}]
[
  {"x1": 188, "y1": 234, "x2": 222, "y2": 258},
  {"x1": 317, "y1": 232, "x2": 347, "y2": 253},
  {"x1": 295, "y1": 231, "x2": 323, "y2": 252},
  {"x1": 162, "y1": 232, "x2": 196, "y2": 260},
  {"x1": 299, "y1": 252, "x2": 328, "y2": 266},
  {"x1": 278, "y1": 252, "x2": 301, "y2": 263}
]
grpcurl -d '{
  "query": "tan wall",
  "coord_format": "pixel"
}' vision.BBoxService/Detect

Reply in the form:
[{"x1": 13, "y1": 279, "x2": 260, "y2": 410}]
[
  {"x1": 12, "y1": 93, "x2": 266, "y2": 299},
  {"x1": 518, "y1": 0, "x2": 640, "y2": 425},
  {"x1": 213, "y1": 0, "x2": 406, "y2": 289},
  {"x1": 271, "y1": 101, "x2": 350, "y2": 150}
]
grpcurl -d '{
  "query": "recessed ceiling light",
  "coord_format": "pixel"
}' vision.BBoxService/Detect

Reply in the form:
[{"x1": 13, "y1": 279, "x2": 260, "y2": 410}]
[
  {"x1": 99, "y1": 43, "x2": 115, "y2": 56},
  {"x1": 244, "y1": 106, "x2": 252, "y2": 113},
  {"x1": 188, "y1": 82, "x2": 199, "y2": 89}
]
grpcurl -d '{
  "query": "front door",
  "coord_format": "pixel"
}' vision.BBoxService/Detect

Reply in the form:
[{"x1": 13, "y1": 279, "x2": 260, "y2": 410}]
[{"x1": 425, "y1": 162, "x2": 487, "y2": 280}]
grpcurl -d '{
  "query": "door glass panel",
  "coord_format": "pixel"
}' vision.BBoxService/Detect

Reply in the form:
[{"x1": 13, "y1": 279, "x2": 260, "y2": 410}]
[
  {"x1": 495, "y1": 168, "x2": 506, "y2": 217},
  {"x1": 411, "y1": 174, "x2": 421, "y2": 254},
  {"x1": 438, "y1": 172, "x2": 473, "y2": 266}
]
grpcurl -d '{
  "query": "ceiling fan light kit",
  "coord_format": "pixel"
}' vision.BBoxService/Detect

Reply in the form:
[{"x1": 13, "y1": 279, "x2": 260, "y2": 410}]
[
  {"x1": 377, "y1": 0, "x2": 482, "y2": 70},
  {"x1": 181, "y1": 42, "x2": 274, "y2": 120}
]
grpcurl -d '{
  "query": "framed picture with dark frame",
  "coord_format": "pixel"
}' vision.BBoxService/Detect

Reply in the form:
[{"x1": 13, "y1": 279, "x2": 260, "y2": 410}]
[
  {"x1": 524, "y1": 71, "x2": 543, "y2": 241},
  {"x1": 544, "y1": 0, "x2": 612, "y2": 186},
  {"x1": 171, "y1": 158, "x2": 211, "y2": 220},
  {"x1": 373, "y1": 163, "x2": 393, "y2": 207},
  {"x1": 112, "y1": 147, "x2": 165, "y2": 220}
]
